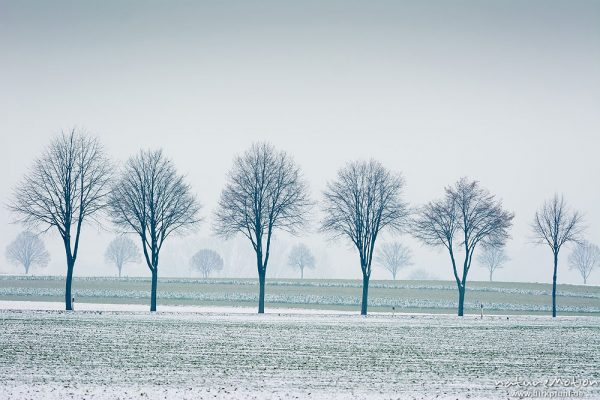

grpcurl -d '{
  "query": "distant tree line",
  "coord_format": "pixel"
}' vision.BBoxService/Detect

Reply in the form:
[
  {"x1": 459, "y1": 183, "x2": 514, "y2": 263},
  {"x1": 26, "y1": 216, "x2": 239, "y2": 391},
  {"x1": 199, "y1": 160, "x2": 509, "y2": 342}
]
[{"x1": 7, "y1": 128, "x2": 597, "y2": 317}]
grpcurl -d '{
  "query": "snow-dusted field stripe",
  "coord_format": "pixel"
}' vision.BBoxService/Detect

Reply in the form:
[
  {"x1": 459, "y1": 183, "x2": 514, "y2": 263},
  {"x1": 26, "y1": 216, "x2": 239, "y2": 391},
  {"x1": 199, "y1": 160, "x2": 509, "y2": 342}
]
[{"x1": 0, "y1": 310, "x2": 598, "y2": 399}]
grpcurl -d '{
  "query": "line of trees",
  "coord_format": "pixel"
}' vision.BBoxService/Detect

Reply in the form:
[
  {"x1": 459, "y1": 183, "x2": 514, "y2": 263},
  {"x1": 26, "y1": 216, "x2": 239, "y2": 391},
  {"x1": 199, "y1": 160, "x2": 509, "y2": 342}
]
[{"x1": 8, "y1": 129, "x2": 596, "y2": 317}]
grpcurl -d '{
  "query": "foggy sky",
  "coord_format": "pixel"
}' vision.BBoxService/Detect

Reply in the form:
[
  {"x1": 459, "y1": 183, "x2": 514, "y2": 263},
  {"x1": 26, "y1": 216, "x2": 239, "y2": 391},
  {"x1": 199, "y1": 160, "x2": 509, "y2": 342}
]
[{"x1": 1, "y1": 0, "x2": 599, "y2": 284}]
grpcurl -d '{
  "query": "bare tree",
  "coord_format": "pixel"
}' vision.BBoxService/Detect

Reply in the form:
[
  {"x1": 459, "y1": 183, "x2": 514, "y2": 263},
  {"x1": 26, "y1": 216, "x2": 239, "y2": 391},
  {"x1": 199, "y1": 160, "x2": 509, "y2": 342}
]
[
  {"x1": 568, "y1": 241, "x2": 599, "y2": 284},
  {"x1": 190, "y1": 249, "x2": 224, "y2": 278},
  {"x1": 10, "y1": 129, "x2": 111, "y2": 310},
  {"x1": 108, "y1": 149, "x2": 201, "y2": 311},
  {"x1": 287, "y1": 243, "x2": 316, "y2": 279},
  {"x1": 477, "y1": 245, "x2": 509, "y2": 282},
  {"x1": 321, "y1": 160, "x2": 409, "y2": 315},
  {"x1": 413, "y1": 178, "x2": 513, "y2": 316},
  {"x1": 5, "y1": 231, "x2": 50, "y2": 274},
  {"x1": 214, "y1": 142, "x2": 311, "y2": 314},
  {"x1": 375, "y1": 241, "x2": 412, "y2": 280},
  {"x1": 532, "y1": 194, "x2": 584, "y2": 317},
  {"x1": 105, "y1": 236, "x2": 141, "y2": 278}
]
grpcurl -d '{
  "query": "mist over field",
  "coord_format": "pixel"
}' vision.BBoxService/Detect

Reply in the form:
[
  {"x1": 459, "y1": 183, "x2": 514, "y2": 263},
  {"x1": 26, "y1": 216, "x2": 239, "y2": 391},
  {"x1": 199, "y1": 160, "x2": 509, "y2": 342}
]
[
  {"x1": 1, "y1": 2, "x2": 600, "y2": 399},
  {"x1": 1, "y1": 0, "x2": 600, "y2": 286}
]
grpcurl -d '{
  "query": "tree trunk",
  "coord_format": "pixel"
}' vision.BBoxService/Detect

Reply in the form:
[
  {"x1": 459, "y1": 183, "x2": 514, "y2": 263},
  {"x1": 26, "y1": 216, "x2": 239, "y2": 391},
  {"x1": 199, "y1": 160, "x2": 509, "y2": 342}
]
[
  {"x1": 489, "y1": 270, "x2": 493, "y2": 282},
  {"x1": 552, "y1": 252, "x2": 558, "y2": 318},
  {"x1": 258, "y1": 271, "x2": 266, "y2": 314},
  {"x1": 65, "y1": 258, "x2": 74, "y2": 311},
  {"x1": 118, "y1": 266, "x2": 122, "y2": 278},
  {"x1": 361, "y1": 273, "x2": 370, "y2": 315},
  {"x1": 300, "y1": 267, "x2": 304, "y2": 279},
  {"x1": 25, "y1": 263, "x2": 30, "y2": 275},
  {"x1": 457, "y1": 285, "x2": 465, "y2": 316},
  {"x1": 150, "y1": 269, "x2": 158, "y2": 312}
]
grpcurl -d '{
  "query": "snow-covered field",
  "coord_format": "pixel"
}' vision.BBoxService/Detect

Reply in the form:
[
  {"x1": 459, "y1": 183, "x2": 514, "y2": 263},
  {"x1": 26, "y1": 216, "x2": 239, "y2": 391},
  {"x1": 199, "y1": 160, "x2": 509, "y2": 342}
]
[
  {"x1": 1, "y1": 305, "x2": 599, "y2": 399},
  {"x1": 1, "y1": 275, "x2": 599, "y2": 315}
]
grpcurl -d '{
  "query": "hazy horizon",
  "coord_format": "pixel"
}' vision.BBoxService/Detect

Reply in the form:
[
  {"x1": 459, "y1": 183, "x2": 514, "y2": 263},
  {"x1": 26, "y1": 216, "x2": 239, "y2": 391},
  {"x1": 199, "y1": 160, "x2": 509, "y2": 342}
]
[{"x1": 1, "y1": 0, "x2": 599, "y2": 285}]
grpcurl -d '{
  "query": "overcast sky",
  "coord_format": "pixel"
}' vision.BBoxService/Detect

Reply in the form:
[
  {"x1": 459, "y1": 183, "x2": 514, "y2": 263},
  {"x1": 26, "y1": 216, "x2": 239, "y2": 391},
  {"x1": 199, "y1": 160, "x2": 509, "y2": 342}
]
[{"x1": 1, "y1": 0, "x2": 599, "y2": 284}]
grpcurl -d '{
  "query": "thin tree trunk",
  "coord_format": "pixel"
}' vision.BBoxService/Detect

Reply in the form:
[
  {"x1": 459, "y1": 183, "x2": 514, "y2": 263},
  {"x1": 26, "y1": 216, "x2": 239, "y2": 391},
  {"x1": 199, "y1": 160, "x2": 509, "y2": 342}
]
[
  {"x1": 258, "y1": 271, "x2": 266, "y2": 314},
  {"x1": 457, "y1": 285, "x2": 465, "y2": 316},
  {"x1": 489, "y1": 270, "x2": 493, "y2": 282},
  {"x1": 25, "y1": 263, "x2": 30, "y2": 275},
  {"x1": 300, "y1": 267, "x2": 303, "y2": 279},
  {"x1": 118, "y1": 266, "x2": 122, "y2": 278},
  {"x1": 361, "y1": 273, "x2": 370, "y2": 315},
  {"x1": 150, "y1": 269, "x2": 158, "y2": 312},
  {"x1": 552, "y1": 252, "x2": 558, "y2": 318},
  {"x1": 65, "y1": 258, "x2": 74, "y2": 311}
]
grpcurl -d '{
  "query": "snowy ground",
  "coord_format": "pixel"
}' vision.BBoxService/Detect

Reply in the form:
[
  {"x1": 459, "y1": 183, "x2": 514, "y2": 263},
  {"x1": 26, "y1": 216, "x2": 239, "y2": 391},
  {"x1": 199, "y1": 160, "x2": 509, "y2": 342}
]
[{"x1": 0, "y1": 304, "x2": 599, "y2": 399}]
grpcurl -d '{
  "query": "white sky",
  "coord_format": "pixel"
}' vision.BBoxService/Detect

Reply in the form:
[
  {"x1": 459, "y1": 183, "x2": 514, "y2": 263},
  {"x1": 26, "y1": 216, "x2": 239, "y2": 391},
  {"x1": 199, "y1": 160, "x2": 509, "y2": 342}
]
[{"x1": 1, "y1": 0, "x2": 599, "y2": 284}]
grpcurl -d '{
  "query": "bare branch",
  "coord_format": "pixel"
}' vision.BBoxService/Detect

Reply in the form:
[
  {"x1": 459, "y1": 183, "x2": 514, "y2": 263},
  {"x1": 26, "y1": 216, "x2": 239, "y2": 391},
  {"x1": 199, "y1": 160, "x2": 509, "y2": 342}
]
[{"x1": 531, "y1": 194, "x2": 585, "y2": 253}]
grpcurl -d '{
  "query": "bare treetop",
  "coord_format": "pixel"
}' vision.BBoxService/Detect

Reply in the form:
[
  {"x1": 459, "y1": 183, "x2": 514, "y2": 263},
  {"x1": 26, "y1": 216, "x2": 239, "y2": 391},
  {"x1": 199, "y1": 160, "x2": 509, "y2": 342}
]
[
  {"x1": 10, "y1": 129, "x2": 111, "y2": 232},
  {"x1": 5, "y1": 231, "x2": 50, "y2": 274},
  {"x1": 214, "y1": 142, "x2": 311, "y2": 243},
  {"x1": 109, "y1": 149, "x2": 201, "y2": 258},
  {"x1": 321, "y1": 160, "x2": 409, "y2": 271},
  {"x1": 414, "y1": 178, "x2": 513, "y2": 256},
  {"x1": 321, "y1": 159, "x2": 409, "y2": 314},
  {"x1": 532, "y1": 194, "x2": 584, "y2": 252}
]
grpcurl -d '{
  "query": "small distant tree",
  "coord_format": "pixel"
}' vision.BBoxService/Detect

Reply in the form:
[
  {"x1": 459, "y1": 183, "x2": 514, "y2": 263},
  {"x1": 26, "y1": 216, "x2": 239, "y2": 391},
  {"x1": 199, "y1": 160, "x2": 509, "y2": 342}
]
[
  {"x1": 10, "y1": 129, "x2": 111, "y2": 310},
  {"x1": 321, "y1": 160, "x2": 409, "y2": 315},
  {"x1": 108, "y1": 150, "x2": 201, "y2": 311},
  {"x1": 532, "y1": 194, "x2": 584, "y2": 317},
  {"x1": 413, "y1": 178, "x2": 514, "y2": 316},
  {"x1": 375, "y1": 242, "x2": 412, "y2": 280},
  {"x1": 287, "y1": 244, "x2": 316, "y2": 279},
  {"x1": 214, "y1": 143, "x2": 311, "y2": 314},
  {"x1": 105, "y1": 236, "x2": 141, "y2": 278},
  {"x1": 190, "y1": 249, "x2": 224, "y2": 278},
  {"x1": 568, "y1": 241, "x2": 599, "y2": 285},
  {"x1": 5, "y1": 231, "x2": 50, "y2": 274},
  {"x1": 477, "y1": 246, "x2": 509, "y2": 282}
]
